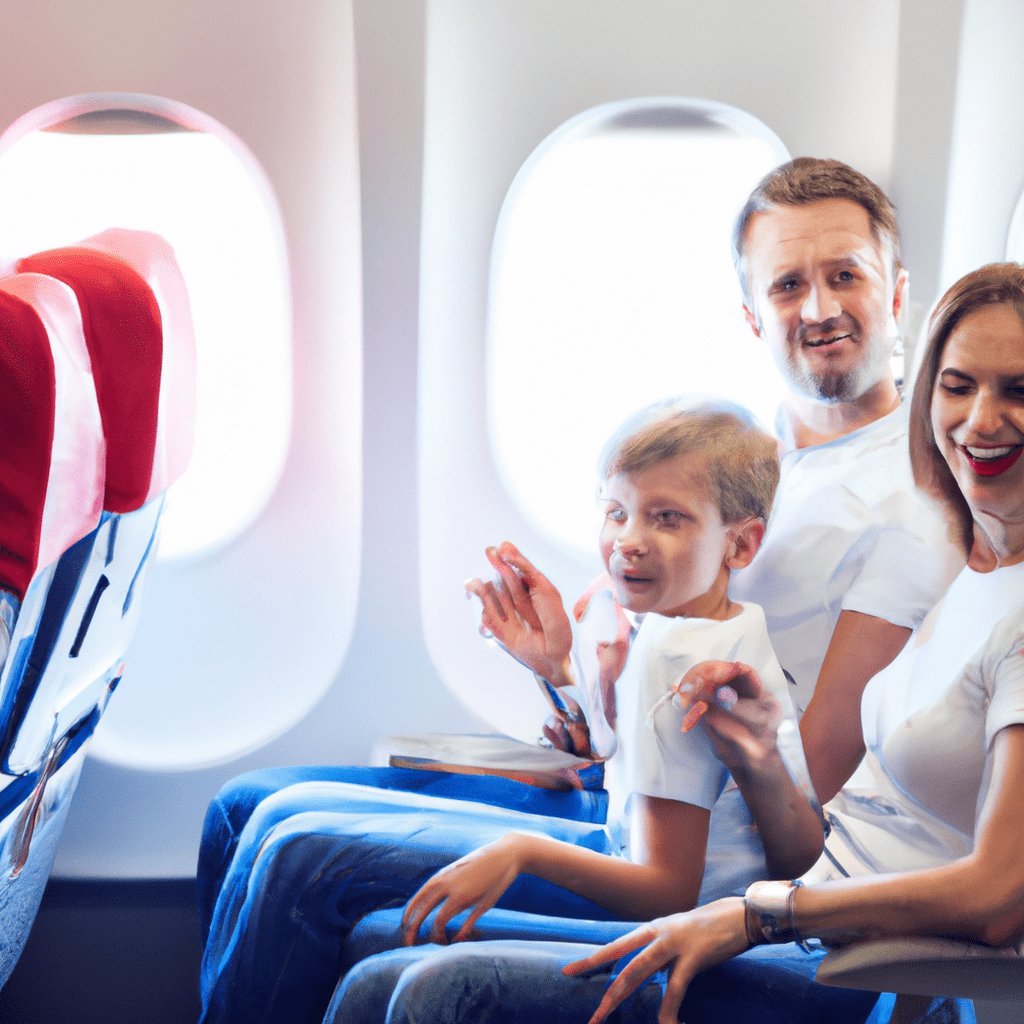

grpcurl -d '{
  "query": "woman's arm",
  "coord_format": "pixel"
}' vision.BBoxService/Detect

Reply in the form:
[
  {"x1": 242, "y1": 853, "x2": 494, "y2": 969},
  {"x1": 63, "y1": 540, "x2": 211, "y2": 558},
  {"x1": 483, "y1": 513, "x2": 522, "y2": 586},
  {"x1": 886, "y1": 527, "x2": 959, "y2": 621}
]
[
  {"x1": 401, "y1": 795, "x2": 710, "y2": 945},
  {"x1": 799, "y1": 610, "x2": 912, "y2": 803},
  {"x1": 675, "y1": 661, "x2": 824, "y2": 879},
  {"x1": 566, "y1": 724, "x2": 1024, "y2": 1024},
  {"x1": 797, "y1": 723, "x2": 1024, "y2": 948}
]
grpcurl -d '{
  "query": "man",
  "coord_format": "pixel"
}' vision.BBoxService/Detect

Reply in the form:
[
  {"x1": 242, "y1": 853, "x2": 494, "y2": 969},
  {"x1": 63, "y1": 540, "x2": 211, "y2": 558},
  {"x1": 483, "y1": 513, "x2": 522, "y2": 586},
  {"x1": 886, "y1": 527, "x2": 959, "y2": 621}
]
[{"x1": 728, "y1": 158, "x2": 962, "y2": 801}]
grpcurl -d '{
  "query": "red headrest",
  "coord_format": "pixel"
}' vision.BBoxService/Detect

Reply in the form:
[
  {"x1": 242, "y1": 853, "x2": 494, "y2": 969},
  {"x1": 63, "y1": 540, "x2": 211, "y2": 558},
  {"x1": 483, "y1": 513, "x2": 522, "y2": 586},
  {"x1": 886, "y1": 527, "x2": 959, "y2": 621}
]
[
  {"x1": 0, "y1": 277, "x2": 105, "y2": 599},
  {"x1": 72, "y1": 229, "x2": 197, "y2": 499},
  {"x1": 17, "y1": 247, "x2": 163, "y2": 514},
  {"x1": 0, "y1": 292, "x2": 55, "y2": 599}
]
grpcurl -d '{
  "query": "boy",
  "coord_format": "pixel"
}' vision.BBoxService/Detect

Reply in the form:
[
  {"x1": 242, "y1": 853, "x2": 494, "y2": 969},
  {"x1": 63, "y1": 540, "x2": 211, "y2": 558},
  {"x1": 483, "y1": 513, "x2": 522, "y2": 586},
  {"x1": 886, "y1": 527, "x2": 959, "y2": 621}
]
[{"x1": 401, "y1": 400, "x2": 822, "y2": 944}]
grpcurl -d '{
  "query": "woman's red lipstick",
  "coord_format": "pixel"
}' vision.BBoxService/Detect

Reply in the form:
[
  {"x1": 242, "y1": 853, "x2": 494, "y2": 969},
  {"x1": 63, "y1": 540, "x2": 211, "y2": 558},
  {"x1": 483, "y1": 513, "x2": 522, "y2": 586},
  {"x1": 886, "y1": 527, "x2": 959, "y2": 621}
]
[{"x1": 962, "y1": 445, "x2": 1024, "y2": 477}]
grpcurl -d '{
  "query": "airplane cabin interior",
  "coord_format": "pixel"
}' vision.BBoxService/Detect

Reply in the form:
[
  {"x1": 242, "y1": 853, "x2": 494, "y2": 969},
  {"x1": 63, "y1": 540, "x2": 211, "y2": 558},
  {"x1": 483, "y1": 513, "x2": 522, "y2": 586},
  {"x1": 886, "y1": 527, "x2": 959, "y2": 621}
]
[{"x1": 0, "y1": 1, "x2": 1022, "y2": 1022}]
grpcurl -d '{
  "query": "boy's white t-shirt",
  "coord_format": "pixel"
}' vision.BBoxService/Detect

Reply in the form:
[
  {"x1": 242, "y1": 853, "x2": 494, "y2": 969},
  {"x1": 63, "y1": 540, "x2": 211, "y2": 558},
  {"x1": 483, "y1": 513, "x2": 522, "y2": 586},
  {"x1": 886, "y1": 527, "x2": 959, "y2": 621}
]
[{"x1": 605, "y1": 602, "x2": 806, "y2": 862}]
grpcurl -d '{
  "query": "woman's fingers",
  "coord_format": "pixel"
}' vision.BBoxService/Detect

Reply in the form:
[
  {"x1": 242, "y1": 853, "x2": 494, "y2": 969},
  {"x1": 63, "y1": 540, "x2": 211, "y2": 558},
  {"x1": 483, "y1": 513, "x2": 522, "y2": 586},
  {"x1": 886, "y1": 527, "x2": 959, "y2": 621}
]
[
  {"x1": 673, "y1": 660, "x2": 762, "y2": 702},
  {"x1": 681, "y1": 699, "x2": 710, "y2": 733},
  {"x1": 562, "y1": 924, "x2": 658, "y2": 976},
  {"x1": 673, "y1": 661, "x2": 764, "y2": 732},
  {"x1": 658, "y1": 956, "x2": 692, "y2": 1024},
  {"x1": 582, "y1": 942, "x2": 680, "y2": 1024}
]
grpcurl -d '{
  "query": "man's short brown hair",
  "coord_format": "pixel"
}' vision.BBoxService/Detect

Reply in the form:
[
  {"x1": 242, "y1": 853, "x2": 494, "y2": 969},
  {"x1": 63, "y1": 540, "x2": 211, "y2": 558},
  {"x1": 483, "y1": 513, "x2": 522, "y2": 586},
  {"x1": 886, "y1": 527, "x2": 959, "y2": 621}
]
[
  {"x1": 732, "y1": 157, "x2": 901, "y2": 304},
  {"x1": 599, "y1": 398, "x2": 780, "y2": 524}
]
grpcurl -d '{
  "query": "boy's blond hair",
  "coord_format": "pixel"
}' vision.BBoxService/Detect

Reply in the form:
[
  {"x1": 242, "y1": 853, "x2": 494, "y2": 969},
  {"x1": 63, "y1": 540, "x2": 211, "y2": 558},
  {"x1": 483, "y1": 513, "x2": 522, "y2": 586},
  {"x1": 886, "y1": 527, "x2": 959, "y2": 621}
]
[{"x1": 599, "y1": 397, "x2": 780, "y2": 524}]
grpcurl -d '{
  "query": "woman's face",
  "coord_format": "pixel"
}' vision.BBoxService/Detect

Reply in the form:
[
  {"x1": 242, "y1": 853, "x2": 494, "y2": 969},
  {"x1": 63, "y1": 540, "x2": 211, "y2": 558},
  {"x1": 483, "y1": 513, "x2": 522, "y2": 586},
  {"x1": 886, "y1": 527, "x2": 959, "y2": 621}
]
[{"x1": 931, "y1": 303, "x2": 1024, "y2": 533}]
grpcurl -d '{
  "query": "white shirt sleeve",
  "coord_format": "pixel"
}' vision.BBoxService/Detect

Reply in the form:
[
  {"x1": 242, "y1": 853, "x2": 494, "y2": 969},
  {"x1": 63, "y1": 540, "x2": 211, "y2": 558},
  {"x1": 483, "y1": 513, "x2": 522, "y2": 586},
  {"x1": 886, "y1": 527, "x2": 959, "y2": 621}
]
[
  {"x1": 841, "y1": 490, "x2": 964, "y2": 630},
  {"x1": 625, "y1": 607, "x2": 795, "y2": 812},
  {"x1": 984, "y1": 612, "x2": 1024, "y2": 750}
]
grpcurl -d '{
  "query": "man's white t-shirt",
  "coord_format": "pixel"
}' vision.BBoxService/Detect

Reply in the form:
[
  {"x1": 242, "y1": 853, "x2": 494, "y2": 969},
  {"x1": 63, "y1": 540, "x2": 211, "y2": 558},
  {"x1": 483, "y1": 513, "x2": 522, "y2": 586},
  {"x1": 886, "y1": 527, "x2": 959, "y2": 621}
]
[
  {"x1": 732, "y1": 405, "x2": 963, "y2": 716},
  {"x1": 807, "y1": 560, "x2": 1024, "y2": 882}
]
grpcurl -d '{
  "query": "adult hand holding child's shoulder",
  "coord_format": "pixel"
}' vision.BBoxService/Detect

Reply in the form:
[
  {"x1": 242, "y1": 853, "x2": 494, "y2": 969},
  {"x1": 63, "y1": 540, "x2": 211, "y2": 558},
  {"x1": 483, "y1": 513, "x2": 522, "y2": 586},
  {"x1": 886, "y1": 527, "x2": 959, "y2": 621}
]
[{"x1": 673, "y1": 660, "x2": 783, "y2": 771}]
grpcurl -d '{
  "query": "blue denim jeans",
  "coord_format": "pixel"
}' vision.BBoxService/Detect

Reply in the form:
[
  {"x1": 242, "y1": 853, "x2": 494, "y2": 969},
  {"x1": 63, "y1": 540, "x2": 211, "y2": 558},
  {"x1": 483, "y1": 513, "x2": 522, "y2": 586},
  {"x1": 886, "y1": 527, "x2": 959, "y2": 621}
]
[{"x1": 325, "y1": 932, "x2": 881, "y2": 1024}]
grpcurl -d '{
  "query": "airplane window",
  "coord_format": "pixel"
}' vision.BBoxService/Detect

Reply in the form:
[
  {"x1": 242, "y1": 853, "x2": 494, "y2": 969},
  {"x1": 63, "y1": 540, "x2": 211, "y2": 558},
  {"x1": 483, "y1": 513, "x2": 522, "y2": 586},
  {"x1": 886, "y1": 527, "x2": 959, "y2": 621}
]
[
  {"x1": 0, "y1": 95, "x2": 291, "y2": 562},
  {"x1": 488, "y1": 99, "x2": 789, "y2": 553}
]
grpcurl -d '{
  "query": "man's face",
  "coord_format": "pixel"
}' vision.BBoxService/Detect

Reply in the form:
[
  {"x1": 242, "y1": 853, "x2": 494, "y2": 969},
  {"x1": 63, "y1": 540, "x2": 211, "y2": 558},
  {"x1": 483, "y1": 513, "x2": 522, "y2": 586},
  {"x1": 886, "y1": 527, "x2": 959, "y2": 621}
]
[{"x1": 741, "y1": 198, "x2": 906, "y2": 404}]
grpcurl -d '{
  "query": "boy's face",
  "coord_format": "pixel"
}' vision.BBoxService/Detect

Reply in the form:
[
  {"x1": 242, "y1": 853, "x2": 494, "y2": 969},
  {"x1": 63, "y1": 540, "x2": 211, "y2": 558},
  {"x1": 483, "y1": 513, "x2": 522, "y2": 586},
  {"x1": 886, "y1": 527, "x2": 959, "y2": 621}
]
[{"x1": 599, "y1": 453, "x2": 736, "y2": 619}]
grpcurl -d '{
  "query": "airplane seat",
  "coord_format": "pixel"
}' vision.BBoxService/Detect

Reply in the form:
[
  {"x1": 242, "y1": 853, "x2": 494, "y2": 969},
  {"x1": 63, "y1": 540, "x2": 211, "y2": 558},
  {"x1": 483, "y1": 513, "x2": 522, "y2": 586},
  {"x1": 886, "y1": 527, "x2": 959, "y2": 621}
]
[{"x1": 0, "y1": 233, "x2": 195, "y2": 987}]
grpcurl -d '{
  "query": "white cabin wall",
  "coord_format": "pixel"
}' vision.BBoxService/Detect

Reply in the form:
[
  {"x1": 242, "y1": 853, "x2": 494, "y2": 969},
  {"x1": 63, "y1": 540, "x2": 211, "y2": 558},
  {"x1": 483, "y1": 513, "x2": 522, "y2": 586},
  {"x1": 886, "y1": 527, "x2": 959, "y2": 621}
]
[
  {"x1": 941, "y1": 0, "x2": 1024, "y2": 291},
  {"x1": 888, "y1": 0, "x2": 966, "y2": 353}
]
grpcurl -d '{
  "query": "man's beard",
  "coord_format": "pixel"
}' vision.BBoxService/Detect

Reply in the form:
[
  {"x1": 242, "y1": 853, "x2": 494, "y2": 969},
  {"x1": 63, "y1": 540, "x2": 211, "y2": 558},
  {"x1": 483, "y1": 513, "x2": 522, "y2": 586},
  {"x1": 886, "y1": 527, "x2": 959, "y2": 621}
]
[{"x1": 786, "y1": 358, "x2": 861, "y2": 403}]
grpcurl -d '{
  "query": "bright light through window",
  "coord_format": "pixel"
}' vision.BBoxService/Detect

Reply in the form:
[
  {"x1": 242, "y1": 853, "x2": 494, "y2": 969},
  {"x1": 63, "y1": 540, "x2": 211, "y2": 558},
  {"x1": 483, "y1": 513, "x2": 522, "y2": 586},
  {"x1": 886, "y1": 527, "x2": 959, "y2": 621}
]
[
  {"x1": 489, "y1": 104, "x2": 788, "y2": 553},
  {"x1": 0, "y1": 110, "x2": 291, "y2": 560}
]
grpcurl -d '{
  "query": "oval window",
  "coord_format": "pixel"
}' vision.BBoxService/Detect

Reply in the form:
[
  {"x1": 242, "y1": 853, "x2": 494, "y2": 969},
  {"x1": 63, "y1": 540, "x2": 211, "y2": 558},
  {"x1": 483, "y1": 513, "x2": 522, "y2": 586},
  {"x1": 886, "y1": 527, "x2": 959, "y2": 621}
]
[
  {"x1": 488, "y1": 98, "x2": 789, "y2": 552},
  {"x1": 0, "y1": 93, "x2": 291, "y2": 561}
]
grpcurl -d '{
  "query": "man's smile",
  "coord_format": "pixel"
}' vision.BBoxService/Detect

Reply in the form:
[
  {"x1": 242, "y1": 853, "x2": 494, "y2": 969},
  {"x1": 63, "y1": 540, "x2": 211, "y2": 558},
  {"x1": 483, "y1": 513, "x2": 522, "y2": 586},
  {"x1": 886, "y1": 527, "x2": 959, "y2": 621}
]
[{"x1": 802, "y1": 332, "x2": 853, "y2": 349}]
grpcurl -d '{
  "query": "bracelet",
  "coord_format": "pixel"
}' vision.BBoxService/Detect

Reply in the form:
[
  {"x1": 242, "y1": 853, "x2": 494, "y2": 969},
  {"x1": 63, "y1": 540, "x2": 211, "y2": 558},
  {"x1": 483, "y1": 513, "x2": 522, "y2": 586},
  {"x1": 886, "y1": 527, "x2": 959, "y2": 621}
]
[{"x1": 743, "y1": 879, "x2": 810, "y2": 950}]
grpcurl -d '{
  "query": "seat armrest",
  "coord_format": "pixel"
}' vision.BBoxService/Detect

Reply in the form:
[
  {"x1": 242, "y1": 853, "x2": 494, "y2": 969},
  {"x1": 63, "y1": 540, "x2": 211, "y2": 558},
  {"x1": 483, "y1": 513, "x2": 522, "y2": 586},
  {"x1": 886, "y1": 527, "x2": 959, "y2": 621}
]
[{"x1": 815, "y1": 936, "x2": 1024, "y2": 1000}]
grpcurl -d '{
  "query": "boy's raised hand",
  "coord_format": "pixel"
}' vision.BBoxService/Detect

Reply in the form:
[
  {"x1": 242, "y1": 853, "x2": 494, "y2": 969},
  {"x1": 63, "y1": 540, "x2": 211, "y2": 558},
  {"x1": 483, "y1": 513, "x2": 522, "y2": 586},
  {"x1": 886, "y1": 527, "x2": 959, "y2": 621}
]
[{"x1": 465, "y1": 542, "x2": 574, "y2": 685}]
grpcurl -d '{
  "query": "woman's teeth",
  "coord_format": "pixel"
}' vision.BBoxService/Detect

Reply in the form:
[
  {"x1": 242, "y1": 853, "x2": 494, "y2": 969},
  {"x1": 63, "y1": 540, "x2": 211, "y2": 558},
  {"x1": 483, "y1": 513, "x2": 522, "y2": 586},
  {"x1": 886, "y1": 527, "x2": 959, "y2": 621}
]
[{"x1": 965, "y1": 445, "x2": 1017, "y2": 460}]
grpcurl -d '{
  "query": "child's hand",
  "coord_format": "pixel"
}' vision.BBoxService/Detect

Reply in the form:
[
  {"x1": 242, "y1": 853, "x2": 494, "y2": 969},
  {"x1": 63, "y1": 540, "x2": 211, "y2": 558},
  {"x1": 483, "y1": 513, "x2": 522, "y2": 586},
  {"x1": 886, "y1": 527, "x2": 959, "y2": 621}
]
[
  {"x1": 465, "y1": 542, "x2": 573, "y2": 685},
  {"x1": 671, "y1": 661, "x2": 783, "y2": 771},
  {"x1": 401, "y1": 835, "x2": 525, "y2": 946}
]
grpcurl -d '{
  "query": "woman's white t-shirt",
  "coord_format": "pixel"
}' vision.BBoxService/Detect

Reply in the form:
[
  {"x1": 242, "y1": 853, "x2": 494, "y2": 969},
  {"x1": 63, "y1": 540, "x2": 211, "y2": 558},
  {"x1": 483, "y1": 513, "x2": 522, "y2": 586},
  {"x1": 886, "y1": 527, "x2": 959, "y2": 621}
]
[{"x1": 811, "y1": 561, "x2": 1024, "y2": 881}]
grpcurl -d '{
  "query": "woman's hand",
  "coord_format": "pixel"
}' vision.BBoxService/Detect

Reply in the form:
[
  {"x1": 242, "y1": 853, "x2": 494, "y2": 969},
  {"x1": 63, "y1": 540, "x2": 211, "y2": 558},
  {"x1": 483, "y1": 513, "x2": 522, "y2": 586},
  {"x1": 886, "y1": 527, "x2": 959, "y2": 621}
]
[
  {"x1": 673, "y1": 660, "x2": 783, "y2": 772},
  {"x1": 465, "y1": 542, "x2": 574, "y2": 685},
  {"x1": 673, "y1": 660, "x2": 824, "y2": 879},
  {"x1": 401, "y1": 834, "x2": 526, "y2": 946},
  {"x1": 562, "y1": 898, "x2": 750, "y2": 1024}
]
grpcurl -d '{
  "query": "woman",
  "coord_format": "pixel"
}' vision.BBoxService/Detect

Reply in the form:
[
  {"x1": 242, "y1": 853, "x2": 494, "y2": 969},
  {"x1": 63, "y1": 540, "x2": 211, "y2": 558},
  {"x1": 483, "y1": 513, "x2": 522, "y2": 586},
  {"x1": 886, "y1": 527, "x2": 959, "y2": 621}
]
[{"x1": 544, "y1": 262, "x2": 1024, "y2": 1024}]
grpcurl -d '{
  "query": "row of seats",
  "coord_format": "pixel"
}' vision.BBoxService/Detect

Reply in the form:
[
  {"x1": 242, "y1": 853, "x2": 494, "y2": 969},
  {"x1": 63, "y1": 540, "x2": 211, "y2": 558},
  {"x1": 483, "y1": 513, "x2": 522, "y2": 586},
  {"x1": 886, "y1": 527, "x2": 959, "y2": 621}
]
[{"x1": 0, "y1": 229, "x2": 195, "y2": 984}]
